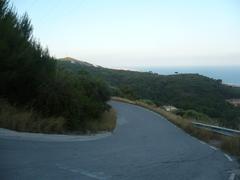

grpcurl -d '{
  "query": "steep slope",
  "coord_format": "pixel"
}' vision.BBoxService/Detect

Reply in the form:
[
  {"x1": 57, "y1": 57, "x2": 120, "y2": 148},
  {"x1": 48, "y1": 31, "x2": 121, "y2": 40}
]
[{"x1": 0, "y1": 1, "x2": 113, "y2": 133}]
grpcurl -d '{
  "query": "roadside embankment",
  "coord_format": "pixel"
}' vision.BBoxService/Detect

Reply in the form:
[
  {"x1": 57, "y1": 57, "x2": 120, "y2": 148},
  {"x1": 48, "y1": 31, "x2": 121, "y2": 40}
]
[
  {"x1": 112, "y1": 97, "x2": 240, "y2": 156},
  {"x1": 0, "y1": 99, "x2": 117, "y2": 134}
]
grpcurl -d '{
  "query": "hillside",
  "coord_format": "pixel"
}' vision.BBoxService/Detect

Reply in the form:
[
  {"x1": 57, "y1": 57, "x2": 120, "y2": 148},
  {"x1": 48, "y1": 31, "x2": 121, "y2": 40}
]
[
  {"x1": 59, "y1": 57, "x2": 94, "y2": 67},
  {"x1": 58, "y1": 58, "x2": 240, "y2": 129},
  {"x1": 0, "y1": 1, "x2": 115, "y2": 133}
]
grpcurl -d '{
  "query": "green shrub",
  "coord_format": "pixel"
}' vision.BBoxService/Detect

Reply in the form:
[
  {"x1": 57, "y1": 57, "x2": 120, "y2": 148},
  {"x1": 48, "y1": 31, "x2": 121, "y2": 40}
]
[{"x1": 0, "y1": 1, "x2": 112, "y2": 132}]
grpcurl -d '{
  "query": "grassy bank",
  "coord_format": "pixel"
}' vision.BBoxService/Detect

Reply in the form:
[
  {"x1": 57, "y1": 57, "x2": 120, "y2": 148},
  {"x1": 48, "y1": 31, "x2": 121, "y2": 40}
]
[
  {"x1": 112, "y1": 97, "x2": 240, "y2": 156},
  {"x1": 83, "y1": 108, "x2": 117, "y2": 133},
  {"x1": 0, "y1": 99, "x2": 117, "y2": 134}
]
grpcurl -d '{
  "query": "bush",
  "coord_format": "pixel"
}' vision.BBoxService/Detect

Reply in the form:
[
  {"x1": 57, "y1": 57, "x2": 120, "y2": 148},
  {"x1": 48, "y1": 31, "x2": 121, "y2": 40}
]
[{"x1": 0, "y1": 1, "x2": 112, "y2": 132}]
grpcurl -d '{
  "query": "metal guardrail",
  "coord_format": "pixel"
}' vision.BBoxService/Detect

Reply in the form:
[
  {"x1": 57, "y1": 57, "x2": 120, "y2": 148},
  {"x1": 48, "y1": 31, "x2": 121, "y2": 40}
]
[{"x1": 192, "y1": 122, "x2": 240, "y2": 137}]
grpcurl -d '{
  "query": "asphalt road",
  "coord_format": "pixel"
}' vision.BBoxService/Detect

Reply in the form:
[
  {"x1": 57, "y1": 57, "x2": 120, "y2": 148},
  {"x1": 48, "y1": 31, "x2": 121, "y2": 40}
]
[{"x1": 0, "y1": 101, "x2": 238, "y2": 180}]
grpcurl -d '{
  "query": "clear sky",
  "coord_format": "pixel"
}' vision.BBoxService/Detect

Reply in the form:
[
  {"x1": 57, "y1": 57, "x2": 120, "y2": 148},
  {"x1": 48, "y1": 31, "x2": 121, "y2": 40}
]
[{"x1": 11, "y1": 0, "x2": 240, "y2": 68}]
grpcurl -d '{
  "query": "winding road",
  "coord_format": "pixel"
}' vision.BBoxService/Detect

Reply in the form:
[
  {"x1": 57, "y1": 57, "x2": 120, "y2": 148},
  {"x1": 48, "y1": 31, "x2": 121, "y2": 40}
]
[{"x1": 0, "y1": 101, "x2": 238, "y2": 180}]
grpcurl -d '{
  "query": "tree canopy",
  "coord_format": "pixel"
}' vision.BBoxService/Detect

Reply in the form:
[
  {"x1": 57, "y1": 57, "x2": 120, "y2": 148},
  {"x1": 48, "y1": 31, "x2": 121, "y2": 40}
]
[{"x1": 0, "y1": 0, "x2": 111, "y2": 132}]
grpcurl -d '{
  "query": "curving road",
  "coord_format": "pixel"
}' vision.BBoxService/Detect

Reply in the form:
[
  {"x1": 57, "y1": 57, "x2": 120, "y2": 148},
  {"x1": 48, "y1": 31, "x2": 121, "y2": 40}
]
[{"x1": 0, "y1": 101, "x2": 238, "y2": 180}]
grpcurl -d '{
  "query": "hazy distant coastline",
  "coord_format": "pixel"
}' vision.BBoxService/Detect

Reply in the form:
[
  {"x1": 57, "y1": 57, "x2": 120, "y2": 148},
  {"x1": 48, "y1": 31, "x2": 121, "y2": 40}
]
[
  {"x1": 134, "y1": 66, "x2": 240, "y2": 86},
  {"x1": 223, "y1": 83, "x2": 240, "y2": 88}
]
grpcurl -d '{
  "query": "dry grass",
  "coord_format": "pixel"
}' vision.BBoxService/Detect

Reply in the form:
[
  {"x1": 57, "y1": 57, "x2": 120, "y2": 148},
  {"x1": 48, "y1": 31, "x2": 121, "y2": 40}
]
[
  {"x1": 221, "y1": 136, "x2": 240, "y2": 155},
  {"x1": 112, "y1": 97, "x2": 240, "y2": 156},
  {"x1": 84, "y1": 108, "x2": 117, "y2": 133},
  {"x1": 0, "y1": 99, "x2": 67, "y2": 133},
  {"x1": 0, "y1": 99, "x2": 117, "y2": 134}
]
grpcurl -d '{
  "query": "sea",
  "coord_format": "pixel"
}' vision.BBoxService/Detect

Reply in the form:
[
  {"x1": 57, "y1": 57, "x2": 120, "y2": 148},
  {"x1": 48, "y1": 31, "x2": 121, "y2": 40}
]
[{"x1": 133, "y1": 66, "x2": 240, "y2": 86}]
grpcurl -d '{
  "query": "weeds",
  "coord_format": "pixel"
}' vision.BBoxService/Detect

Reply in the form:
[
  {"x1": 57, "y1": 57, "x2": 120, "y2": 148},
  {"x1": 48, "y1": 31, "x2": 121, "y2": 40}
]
[
  {"x1": 0, "y1": 99, "x2": 117, "y2": 134},
  {"x1": 84, "y1": 108, "x2": 117, "y2": 133}
]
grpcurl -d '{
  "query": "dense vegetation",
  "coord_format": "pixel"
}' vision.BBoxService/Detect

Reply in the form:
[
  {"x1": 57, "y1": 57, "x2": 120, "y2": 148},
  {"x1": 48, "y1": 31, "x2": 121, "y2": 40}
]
[
  {"x1": 0, "y1": 0, "x2": 113, "y2": 133},
  {"x1": 59, "y1": 58, "x2": 240, "y2": 129}
]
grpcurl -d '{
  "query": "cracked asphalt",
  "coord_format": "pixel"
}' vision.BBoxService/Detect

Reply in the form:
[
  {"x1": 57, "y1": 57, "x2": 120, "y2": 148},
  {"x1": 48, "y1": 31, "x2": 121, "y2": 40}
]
[{"x1": 0, "y1": 101, "x2": 238, "y2": 180}]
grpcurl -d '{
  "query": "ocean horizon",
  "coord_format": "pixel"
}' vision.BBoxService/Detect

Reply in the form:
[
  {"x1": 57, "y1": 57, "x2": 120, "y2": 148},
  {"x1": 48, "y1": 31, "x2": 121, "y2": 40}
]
[{"x1": 131, "y1": 66, "x2": 240, "y2": 86}]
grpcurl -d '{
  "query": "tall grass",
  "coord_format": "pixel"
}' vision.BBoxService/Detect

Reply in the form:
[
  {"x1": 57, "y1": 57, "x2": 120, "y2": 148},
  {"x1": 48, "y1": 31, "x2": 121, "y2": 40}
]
[
  {"x1": 112, "y1": 97, "x2": 240, "y2": 156},
  {"x1": 84, "y1": 108, "x2": 117, "y2": 133},
  {"x1": 0, "y1": 99, "x2": 66, "y2": 133},
  {"x1": 0, "y1": 99, "x2": 117, "y2": 134}
]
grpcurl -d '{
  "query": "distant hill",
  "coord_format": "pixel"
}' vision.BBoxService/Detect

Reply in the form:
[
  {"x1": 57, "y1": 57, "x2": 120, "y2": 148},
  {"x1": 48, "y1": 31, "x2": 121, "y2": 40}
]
[
  {"x1": 58, "y1": 57, "x2": 94, "y2": 67},
  {"x1": 58, "y1": 57, "x2": 240, "y2": 129}
]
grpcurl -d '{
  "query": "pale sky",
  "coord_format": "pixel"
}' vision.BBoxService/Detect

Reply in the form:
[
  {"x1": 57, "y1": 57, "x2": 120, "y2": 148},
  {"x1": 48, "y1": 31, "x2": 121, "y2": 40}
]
[{"x1": 11, "y1": 0, "x2": 240, "y2": 68}]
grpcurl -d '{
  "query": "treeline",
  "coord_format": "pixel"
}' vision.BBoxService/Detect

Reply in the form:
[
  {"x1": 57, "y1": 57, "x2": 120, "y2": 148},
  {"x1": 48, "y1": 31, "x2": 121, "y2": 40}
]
[
  {"x1": 0, "y1": 0, "x2": 111, "y2": 132},
  {"x1": 59, "y1": 59, "x2": 240, "y2": 129}
]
